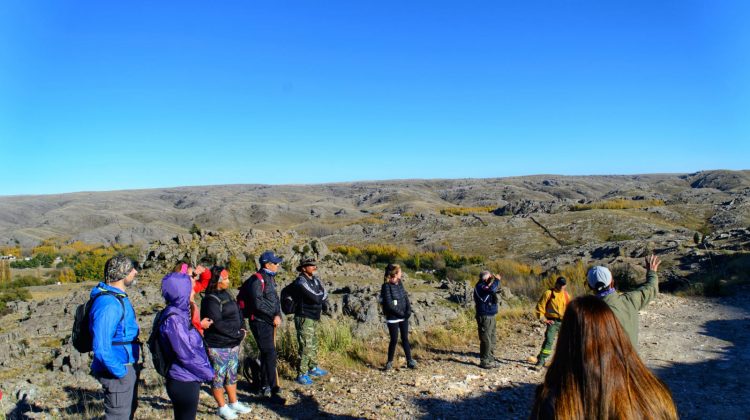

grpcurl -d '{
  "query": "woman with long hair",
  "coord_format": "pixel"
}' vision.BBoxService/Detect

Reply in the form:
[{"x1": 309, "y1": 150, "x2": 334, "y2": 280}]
[
  {"x1": 530, "y1": 295, "x2": 677, "y2": 420},
  {"x1": 380, "y1": 263, "x2": 416, "y2": 370},
  {"x1": 200, "y1": 266, "x2": 251, "y2": 419}
]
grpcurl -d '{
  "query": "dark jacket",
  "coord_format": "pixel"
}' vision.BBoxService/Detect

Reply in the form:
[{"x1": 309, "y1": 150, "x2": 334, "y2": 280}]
[
  {"x1": 380, "y1": 281, "x2": 411, "y2": 321},
  {"x1": 159, "y1": 272, "x2": 214, "y2": 382},
  {"x1": 474, "y1": 279, "x2": 500, "y2": 316},
  {"x1": 294, "y1": 273, "x2": 328, "y2": 320},
  {"x1": 200, "y1": 289, "x2": 244, "y2": 349},
  {"x1": 89, "y1": 282, "x2": 140, "y2": 378},
  {"x1": 240, "y1": 270, "x2": 281, "y2": 325}
]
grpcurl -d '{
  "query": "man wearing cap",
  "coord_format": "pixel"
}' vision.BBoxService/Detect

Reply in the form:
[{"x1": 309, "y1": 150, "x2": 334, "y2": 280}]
[
  {"x1": 473, "y1": 270, "x2": 502, "y2": 369},
  {"x1": 238, "y1": 250, "x2": 285, "y2": 404},
  {"x1": 531, "y1": 276, "x2": 571, "y2": 370},
  {"x1": 588, "y1": 254, "x2": 661, "y2": 348},
  {"x1": 292, "y1": 257, "x2": 329, "y2": 385},
  {"x1": 90, "y1": 254, "x2": 140, "y2": 419}
]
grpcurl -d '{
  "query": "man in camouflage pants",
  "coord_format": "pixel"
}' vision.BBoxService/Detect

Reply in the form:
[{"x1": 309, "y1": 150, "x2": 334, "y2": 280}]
[{"x1": 293, "y1": 257, "x2": 329, "y2": 385}]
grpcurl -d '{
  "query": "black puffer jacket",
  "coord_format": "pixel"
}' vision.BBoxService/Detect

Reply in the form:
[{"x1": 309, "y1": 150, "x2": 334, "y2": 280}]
[
  {"x1": 294, "y1": 274, "x2": 328, "y2": 320},
  {"x1": 380, "y1": 281, "x2": 411, "y2": 321},
  {"x1": 239, "y1": 271, "x2": 280, "y2": 325},
  {"x1": 200, "y1": 289, "x2": 244, "y2": 348}
]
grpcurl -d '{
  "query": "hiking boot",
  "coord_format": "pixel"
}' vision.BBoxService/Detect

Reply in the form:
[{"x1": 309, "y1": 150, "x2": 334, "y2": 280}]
[
  {"x1": 218, "y1": 405, "x2": 238, "y2": 420},
  {"x1": 261, "y1": 386, "x2": 272, "y2": 398},
  {"x1": 296, "y1": 373, "x2": 313, "y2": 385},
  {"x1": 384, "y1": 361, "x2": 393, "y2": 371},
  {"x1": 480, "y1": 361, "x2": 499, "y2": 369},
  {"x1": 308, "y1": 366, "x2": 328, "y2": 377},
  {"x1": 407, "y1": 359, "x2": 417, "y2": 369},
  {"x1": 228, "y1": 401, "x2": 252, "y2": 415}
]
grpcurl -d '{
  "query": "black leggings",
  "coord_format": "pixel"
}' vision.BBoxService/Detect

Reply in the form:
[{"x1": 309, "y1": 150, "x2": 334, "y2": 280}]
[
  {"x1": 165, "y1": 378, "x2": 200, "y2": 420},
  {"x1": 387, "y1": 320, "x2": 412, "y2": 362}
]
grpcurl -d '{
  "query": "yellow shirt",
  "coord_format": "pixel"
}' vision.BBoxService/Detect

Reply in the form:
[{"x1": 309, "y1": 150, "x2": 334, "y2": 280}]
[{"x1": 535, "y1": 288, "x2": 570, "y2": 320}]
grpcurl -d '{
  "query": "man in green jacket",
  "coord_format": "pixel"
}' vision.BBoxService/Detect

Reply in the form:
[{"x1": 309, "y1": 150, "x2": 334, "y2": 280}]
[{"x1": 587, "y1": 254, "x2": 661, "y2": 348}]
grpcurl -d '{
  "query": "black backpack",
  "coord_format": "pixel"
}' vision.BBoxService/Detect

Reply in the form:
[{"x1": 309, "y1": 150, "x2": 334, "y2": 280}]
[
  {"x1": 280, "y1": 282, "x2": 298, "y2": 315},
  {"x1": 240, "y1": 355, "x2": 266, "y2": 393},
  {"x1": 72, "y1": 291, "x2": 125, "y2": 353},
  {"x1": 147, "y1": 310, "x2": 177, "y2": 377}
]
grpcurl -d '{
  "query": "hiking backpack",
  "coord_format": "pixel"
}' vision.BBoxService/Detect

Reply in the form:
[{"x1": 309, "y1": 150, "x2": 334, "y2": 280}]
[
  {"x1": 147, "y1": 310, "x2": 177, "y2": 377},
  {"x1": 236, "y1": 272, "x2": 264, "y2": 318},
  {"x1": 71, "y1": 291, "x2": 125, "y2": 353},
  {"x1": 279, "y1": 281, "x2": 298, "y2": 315},
  {"x1": 240, "y1": 355, "x2": 266, "y2": 393}
]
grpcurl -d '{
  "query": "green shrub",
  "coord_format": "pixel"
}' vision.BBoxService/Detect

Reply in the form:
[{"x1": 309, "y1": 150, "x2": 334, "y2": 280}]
[
  {"x1": 0, "y1": 287, "x2": 32, "y2": 314},
  {"x1": 0, "y1": 275, "x2": 54, "y2": 289}
]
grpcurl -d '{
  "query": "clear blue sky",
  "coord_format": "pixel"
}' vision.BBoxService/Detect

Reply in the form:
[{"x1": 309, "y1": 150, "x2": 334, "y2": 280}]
[{"x1": 1, "y1": 1, "x2": 748, "y2": 196}]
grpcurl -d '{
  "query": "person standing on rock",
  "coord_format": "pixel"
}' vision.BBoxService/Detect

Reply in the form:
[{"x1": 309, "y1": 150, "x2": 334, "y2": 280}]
[
  {"x1": 292, "y1": 257, "x2": 329, "y2": 385},
  {"x1": 530, "y1": 295, "x2": 677, "y2": 419},
  {"x1": 238, "y1": 250, "x2": 286, "y2": 404},
  {"x1": 159, "y1": 270, "x2": 215, "y2": 420},
  {"x1": 380, "y1": 263, "x2": 417, "y2": 370},
  {"x1": 588, "y1": 254, "x2": 661, "y2": 348},
  {"x1": 90, "y1": 255, "x2": 141, "y2": 420},
  {"x1": 201, "y1": 266, "x2": 252, "y2": 419},
  {"x1": 530, "y1": 276, "x2": 570, "y2": 370},
  {"x1": 473, "y1": 270, "x2": 502, "y2": 369}
]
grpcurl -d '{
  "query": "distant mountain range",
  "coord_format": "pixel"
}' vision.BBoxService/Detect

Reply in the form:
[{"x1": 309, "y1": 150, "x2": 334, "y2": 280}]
[{"x1": 2, "y1": 170, "x2": 749, "y2": 261}]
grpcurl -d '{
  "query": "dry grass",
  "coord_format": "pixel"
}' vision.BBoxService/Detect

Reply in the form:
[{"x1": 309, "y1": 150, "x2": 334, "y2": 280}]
[
  {"x1": 570, "y1": 198, "x2": 666, "y2": 211},
  {"x1": 439, "y1": 206, "x2": 496, "y2": 216}
]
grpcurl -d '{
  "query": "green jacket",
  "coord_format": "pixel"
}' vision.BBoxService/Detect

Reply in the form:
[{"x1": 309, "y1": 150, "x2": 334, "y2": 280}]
[{"x1": 601, "y1": 271, "x2": 658, "y2": 348}]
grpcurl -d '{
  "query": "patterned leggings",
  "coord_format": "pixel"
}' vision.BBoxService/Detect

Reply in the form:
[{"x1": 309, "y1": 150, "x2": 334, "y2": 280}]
[{"x1": 207, "y1": 345, "x2": 240, "y2": 389}]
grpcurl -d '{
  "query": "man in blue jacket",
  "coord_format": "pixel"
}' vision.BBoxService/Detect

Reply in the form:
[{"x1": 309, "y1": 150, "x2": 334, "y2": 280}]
[
  {"x1": 473, "y1": 270, "x2": 502, "y2": 369},
  {"x1": 90, "y1": 255, "x2": 140, "y2": 419}
]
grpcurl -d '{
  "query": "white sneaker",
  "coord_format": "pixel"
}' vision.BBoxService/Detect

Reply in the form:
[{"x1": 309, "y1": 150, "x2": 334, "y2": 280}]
[
  {"x1": 217, "y1": 405, "x2": 238, "y2": 419},
  {"x1": 228, "y1": 401, "x2": 252, "y2": 415}
]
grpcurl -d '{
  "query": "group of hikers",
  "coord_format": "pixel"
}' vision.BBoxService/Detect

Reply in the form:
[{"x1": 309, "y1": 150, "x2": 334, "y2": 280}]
[{"x1": 84, "y1": 251, "x2": 677, "y2": 419}]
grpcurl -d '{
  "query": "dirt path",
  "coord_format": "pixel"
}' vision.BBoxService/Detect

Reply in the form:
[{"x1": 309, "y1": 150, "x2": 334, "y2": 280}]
[
  {"x1": 172, "y1": 286, "x2": 749, "y2": 420},
  {"x1": 640, "y1": 286, "x2": 750, "y2": 419}
]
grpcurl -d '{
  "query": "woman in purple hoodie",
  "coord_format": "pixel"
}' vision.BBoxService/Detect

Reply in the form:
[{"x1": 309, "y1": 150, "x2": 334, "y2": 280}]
[{"x1": 160, "y1": 272, "x2": 214, "y2": 420}]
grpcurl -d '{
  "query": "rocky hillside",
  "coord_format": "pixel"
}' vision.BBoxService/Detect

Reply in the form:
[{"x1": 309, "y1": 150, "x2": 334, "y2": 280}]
[{"x1": 1, "y1": 171, "x2": 748, "y2": 260}]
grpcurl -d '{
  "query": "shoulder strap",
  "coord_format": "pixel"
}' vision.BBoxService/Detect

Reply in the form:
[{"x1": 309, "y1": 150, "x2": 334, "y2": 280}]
[
  {"x1": 255, "y1": 272, "x2": 265, "y2": 292},
  {"x1": 207, "y1": 293, "x2": 226, "y2": 312},
  {"x1": 95, "y1": 289, "x2": 131, "y2": 345}
]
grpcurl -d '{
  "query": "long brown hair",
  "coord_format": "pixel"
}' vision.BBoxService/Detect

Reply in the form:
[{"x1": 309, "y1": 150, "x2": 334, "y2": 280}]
[
  {"x1": 384, "y1": 263, "x2": 401, "y2": 283},
  {"x1": 530, "y1": 295, "x2": 677, "y2": 420}
]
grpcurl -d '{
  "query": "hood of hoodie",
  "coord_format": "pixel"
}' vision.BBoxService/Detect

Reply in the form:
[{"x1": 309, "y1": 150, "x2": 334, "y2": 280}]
[{"x1": 161, "y1": 272, "x2": 191, "y2": 313}]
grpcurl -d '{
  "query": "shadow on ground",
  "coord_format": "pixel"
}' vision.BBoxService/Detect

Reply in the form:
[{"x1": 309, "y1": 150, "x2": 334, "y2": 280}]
[
  {"x1": 236, "y1": 381, "x2": 361, "y2": 419},
  {"x1": 652, "y1": 306, "x2": 750, "y2": 420},
  {"x1": 413, "y1": 382, "x2": 537, "y2": 420}
]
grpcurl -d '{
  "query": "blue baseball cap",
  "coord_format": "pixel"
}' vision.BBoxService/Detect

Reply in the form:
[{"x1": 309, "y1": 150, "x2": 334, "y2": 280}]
[{"x1": 259, "y1": 250, "x2": 283, "y2": 265}]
